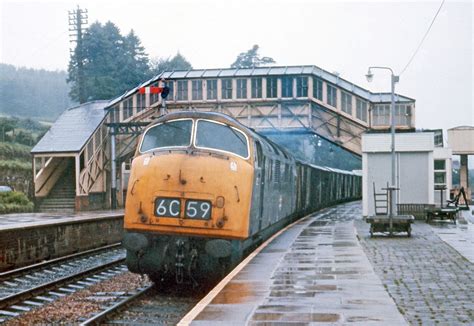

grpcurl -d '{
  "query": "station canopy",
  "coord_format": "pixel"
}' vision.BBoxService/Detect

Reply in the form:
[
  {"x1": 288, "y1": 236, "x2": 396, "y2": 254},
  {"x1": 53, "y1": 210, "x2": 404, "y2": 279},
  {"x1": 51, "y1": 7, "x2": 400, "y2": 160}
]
[{"x1": 31, "y1": 100, "x2": 109, "y2": 154}]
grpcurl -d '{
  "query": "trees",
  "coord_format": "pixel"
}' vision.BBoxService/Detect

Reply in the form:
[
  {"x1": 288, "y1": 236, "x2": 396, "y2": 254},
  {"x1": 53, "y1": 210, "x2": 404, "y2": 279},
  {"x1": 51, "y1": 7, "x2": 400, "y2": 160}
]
[
  {"x1": 0, "y1": 64, "x2": 72, "y2": 120},
  {"x1": 68, "y1": 21, "x2": 151, "y2": 102},
  {"x1": 149, "y1": 52, "x2": 192, "y2": 76},
  {"x1": 230, "y1": 45, "x2": 275, "y2": 69}
]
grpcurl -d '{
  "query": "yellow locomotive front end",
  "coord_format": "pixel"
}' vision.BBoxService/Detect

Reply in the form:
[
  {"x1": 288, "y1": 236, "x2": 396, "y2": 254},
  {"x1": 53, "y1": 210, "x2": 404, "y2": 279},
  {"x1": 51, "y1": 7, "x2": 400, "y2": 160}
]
[{"x1": 122, "y1": 113, "x2": 255, "y2": 283}]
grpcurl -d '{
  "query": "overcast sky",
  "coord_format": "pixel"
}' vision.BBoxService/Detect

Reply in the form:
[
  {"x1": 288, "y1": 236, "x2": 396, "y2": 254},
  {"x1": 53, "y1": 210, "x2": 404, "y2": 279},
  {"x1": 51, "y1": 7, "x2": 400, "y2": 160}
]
[{"x1": 1, "y1": 0, "x2": 473, "y2": 135}]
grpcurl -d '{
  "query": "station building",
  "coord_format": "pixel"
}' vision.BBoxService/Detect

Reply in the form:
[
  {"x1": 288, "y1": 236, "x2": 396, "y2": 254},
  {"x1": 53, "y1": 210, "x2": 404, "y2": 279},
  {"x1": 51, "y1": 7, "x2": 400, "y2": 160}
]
[
  {"x1": 31, "y1": 65, "x2": 417, "y2": 211},
  {"x1": 361, "y1": 131, "x2": 454, "y2": 217}
]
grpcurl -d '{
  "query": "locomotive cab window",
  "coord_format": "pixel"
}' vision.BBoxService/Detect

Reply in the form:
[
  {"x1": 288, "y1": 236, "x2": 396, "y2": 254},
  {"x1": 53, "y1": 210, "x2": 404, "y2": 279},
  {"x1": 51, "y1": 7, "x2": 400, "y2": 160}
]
[
  {"x1": 140, "y1": 119, "x2": 193, "y2": 152},
  {"x1": 195, "y1": 120, "x2": 249, "y2": 159}
]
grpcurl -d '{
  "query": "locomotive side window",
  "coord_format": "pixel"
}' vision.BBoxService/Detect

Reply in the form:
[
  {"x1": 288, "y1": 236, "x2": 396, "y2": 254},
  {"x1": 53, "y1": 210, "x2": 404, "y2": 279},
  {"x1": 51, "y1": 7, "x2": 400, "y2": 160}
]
[
  {"x1": 140, "y1": 119, "x2": 193, "y2": 152},
  {"x1": 195, "y1": 120, "x2": 249, "y2": 159}
]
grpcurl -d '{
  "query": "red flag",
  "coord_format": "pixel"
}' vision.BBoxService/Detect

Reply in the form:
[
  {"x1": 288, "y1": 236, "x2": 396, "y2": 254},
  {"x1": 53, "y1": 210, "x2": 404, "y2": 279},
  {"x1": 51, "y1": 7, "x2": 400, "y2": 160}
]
[{"x1": 138, "y1": 86, "x2": 163, "y2": 94}]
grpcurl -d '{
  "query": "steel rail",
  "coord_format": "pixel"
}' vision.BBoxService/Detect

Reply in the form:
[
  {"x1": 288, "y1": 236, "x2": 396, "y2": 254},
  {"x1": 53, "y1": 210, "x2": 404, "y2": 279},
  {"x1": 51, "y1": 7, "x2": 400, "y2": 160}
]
[
  {"x1": 0, "y1": 242, "x2": 122, "y2": 281},
  {"x1": 79, "y1": 284, "x2": 155, "y2": 325},
  {"x1": 0, "y1": 257, "x2": 125, "y2": 310}
]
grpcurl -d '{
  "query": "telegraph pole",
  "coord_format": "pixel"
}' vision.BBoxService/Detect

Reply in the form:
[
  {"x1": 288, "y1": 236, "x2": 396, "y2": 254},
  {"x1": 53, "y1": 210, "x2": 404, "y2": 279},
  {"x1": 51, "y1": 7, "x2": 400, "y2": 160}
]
[{"x1": 69, "y1": 6, "x2": 88, "y2": 104}]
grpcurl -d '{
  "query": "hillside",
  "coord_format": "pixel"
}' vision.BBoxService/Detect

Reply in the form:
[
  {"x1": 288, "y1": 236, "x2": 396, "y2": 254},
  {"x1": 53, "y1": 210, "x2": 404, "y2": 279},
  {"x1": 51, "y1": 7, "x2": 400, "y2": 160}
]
[{"x1": 0, "y1": 64, "x2": 74, "y2": 121}]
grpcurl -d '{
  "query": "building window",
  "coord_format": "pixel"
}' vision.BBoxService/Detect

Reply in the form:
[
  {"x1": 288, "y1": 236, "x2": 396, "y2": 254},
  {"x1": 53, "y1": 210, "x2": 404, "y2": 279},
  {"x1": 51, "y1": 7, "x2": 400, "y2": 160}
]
[
  {"x1": 176, "y1": 80, "x2": 188, "y2": 101},
  {"x1": 372, "y1": 104, "x2": 390, "y2": 126},
  {"x1": 150, "y1": 82, "x2": 160, "y2": 104},
  {"x1": 192, "y1": 80, "x2": 203, "y2": 100},
  {"x1": 207, "y1": 79, "x2": 217, "y2": 100},
  {"x1": 434, "y1": 172, "x2": 446, "y2": 184},
  {"x1": 296, "y1": 77, "x2": 308, "y2": 97},
  {"x1": 372, "y1": 104, "x2": 412, "y2": 127},
  {"x1": 434, "y1": 159, "x2": 446, "y2": 171},
  {"x1": 137, "y1": 93, "x2": 146, "y2": 112},
  {"x1": 281, "y1": 77, "x2": 293, "y2": 98},
  {"x1": 313, "y1": 77, "x2": 323, "y2": 100},
  {"x1": 394, "y1": 104, "x2": 412, "y2": 126},
  {"x1": 327, "y1": 84, "x2": 337, "y2": 107},
  {"x1": 109, "y1": 105, "x2": 120, "y2": 123},
  {"x1": 251, "y1": 78, "x2": 262, "y2": 98},
  {"x1": 236, "y1": 78, "x2": 247, "y2": 99},
  {"x1": 433, "y1": 130, "x2": 443, "y2": 147},
  {"x1": 123, "y1": 97, "x2": 133, "y2": 120},
  {"x1": 222, "y1": 79, "x2": 233, "y2": 99},
  {"x1": 341, "y1": 92, "x2": 352, "y2": 114},
  {"x1": 166, "y1": 81, "x2": 174, "y2": 101},
  {"x1": 266, "y1": 77, "x2": 277, "y2": 98},
  {"x1": 356, "y1": 98, "x2": 368, "y2": 122}
]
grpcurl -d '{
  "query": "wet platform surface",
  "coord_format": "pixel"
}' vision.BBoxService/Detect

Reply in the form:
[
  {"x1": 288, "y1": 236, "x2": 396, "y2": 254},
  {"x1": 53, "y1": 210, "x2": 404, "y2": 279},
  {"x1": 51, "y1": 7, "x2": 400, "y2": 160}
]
[
  {"x1": 184, "y1": 202, "x2": 406, "y2": 325},
  {"x1": 0, "y1": 209, "x2": 124, "y2": 230},
  {"x1": 356, "y1": 208, "x2": 474, "y2": 324},
  {"x1": 430, "y1": 209, "x2": 474, "y2": 263}
]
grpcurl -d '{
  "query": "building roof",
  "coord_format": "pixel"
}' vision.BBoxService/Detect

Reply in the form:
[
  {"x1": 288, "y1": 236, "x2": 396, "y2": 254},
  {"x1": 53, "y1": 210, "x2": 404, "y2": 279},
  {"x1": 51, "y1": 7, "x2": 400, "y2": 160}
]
[
  {"x1": 31, "y1": 101, "x2": 109, "y2": 154},
  {"x1": 107, "y1": 65, "x2": 415, "y2": 108},
  {"x1": 448, "y1": 126, "x2": 474, "y2": 131}
]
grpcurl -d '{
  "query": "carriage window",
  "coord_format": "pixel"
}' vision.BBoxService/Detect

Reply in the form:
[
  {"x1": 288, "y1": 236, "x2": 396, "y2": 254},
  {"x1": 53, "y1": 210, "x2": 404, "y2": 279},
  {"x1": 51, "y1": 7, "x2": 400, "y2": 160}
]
[
  {"x1": 140, "y1": 120, "x2": 193, "y2": 152},
  {"x1": 195, "y1": 120, "x2": 249, "y2": 158}
]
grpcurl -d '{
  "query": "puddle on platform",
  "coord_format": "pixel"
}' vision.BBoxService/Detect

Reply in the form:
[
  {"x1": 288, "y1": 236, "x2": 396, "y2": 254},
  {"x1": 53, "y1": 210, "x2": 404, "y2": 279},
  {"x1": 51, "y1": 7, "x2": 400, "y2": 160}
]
[
  {"x1": 332, "y1": 241, "x2": 357, "y2": 247},
  {"x1": 346, "y1": 316, "x2": 383, "y2": 322},
  {"x1": 252, "y1": 312, "x2": 340, "y2": 322},
  {"x1": 210, "y1": 282, "x2": 258, "y2": 304},
  {"x1": 271, "y1": 284, "x2": 337, "y2": 291},
  {"x1": 309, "y1": 220, "x2": 330, "y2": 227}
]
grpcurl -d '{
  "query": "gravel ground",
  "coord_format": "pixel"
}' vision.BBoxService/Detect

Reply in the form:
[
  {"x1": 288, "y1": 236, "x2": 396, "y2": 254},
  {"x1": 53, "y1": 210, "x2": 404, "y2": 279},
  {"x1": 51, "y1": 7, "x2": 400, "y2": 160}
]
[
  {"x1": 4, "y1": 272, "x2": 150, "y2": 325},
  {"x1": 108, "y1": 288, "x2": 201, "y2": 325}
]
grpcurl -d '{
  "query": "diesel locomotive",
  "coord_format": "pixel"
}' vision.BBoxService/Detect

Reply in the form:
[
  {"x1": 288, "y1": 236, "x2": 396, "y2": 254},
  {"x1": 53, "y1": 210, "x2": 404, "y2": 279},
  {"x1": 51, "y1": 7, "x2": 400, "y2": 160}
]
[{"x1": 123, "y1": 111, "x2": 361, "y2": 284}]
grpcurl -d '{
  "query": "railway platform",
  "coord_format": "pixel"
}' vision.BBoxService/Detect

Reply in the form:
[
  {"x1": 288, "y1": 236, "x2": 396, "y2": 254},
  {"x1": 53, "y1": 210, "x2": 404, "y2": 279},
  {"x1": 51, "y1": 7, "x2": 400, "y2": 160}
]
[
  {"x1": 0, "y1": 210, "x2": 124, "y2": 271},
  {"x1": 180, "y1": 202, "x2": 406, "y2": 325},
  {"x1": 0, "y1": 209, "x2": 123, "y2": 229},
  {"x1": 180, "y1": 202, "x2": 474, "y2": 325}
]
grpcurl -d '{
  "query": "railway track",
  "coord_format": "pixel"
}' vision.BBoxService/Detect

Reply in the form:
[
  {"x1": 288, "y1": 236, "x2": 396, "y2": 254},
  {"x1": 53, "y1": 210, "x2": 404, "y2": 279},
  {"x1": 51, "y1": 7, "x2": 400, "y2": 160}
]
[
  {"x1": 0, "y1": 244, "x2": 126, "y2": 323},
  {"x1": 0, "y1": 243, "x2": 122, "y2": 281},
  {"x1": 79, "y1": 284, "x2": 154, "y2": 325},
  {"x1": 79, "y1": 285, "x2": 203, "y2": 325}
]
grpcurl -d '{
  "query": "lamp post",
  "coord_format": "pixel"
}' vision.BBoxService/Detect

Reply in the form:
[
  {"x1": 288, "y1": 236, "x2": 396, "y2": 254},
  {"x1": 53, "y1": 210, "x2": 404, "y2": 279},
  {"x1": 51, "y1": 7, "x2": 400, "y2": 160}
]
[{"x1": 366, "y1": 67, "x2": 400, "y2": 234}]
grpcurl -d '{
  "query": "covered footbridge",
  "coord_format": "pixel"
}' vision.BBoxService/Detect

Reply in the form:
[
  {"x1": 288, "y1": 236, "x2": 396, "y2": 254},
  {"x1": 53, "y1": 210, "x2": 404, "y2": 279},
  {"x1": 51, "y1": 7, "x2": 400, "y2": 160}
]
[{"x1": 32, "y1": 65, "x2": 416, "y2": 211}]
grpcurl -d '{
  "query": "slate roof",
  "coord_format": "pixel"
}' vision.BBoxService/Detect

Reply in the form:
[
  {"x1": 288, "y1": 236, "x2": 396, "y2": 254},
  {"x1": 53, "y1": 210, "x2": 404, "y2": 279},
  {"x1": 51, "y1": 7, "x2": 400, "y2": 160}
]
[{"x1": 31, "y1": 100, "x2": 109, "y2": 154}]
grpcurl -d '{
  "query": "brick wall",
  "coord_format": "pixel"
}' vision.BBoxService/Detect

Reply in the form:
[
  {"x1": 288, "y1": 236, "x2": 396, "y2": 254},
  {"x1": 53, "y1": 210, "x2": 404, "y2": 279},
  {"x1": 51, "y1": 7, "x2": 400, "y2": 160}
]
[{"x1": 0, "y1": 215, "x2": 123, "y2": 271}]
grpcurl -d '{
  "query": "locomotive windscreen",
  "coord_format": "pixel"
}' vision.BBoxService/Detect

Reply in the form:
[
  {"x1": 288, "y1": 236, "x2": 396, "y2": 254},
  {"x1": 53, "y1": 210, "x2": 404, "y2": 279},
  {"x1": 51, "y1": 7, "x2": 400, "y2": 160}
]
[
  {"x1": 195, "y1": 120, "x2": 249, "y2": 158},
  {"x1": 140, "y1": 119, "x2": 193, "y2": 152}
]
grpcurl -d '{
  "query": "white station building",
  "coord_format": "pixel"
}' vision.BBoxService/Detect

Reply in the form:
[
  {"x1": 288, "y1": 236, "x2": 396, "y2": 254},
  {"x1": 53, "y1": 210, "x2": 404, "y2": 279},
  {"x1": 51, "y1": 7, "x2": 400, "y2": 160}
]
[{"x1": 362, "y1": 131, "x2": 453, "y2": 217}]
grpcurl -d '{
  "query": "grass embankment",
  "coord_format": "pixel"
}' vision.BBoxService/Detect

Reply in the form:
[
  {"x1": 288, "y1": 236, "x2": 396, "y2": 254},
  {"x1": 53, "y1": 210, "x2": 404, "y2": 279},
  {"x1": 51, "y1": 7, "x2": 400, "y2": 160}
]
[
  {"x1": 0, "y1": 141, "x2": 34, "y2": 214},
  {"x1": 0, "y1": 191, "x2": 34, "y2": 214}
]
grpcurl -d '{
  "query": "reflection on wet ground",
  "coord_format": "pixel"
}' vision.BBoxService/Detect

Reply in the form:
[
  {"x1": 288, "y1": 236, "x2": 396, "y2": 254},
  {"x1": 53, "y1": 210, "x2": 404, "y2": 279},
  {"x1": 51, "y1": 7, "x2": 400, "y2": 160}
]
[
  {"x1": 428, "y1": 210, "x2": 474, "y2": 263},
  {"x1": 190, "y1": 202, "x2": 406, "y2": 325}
]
